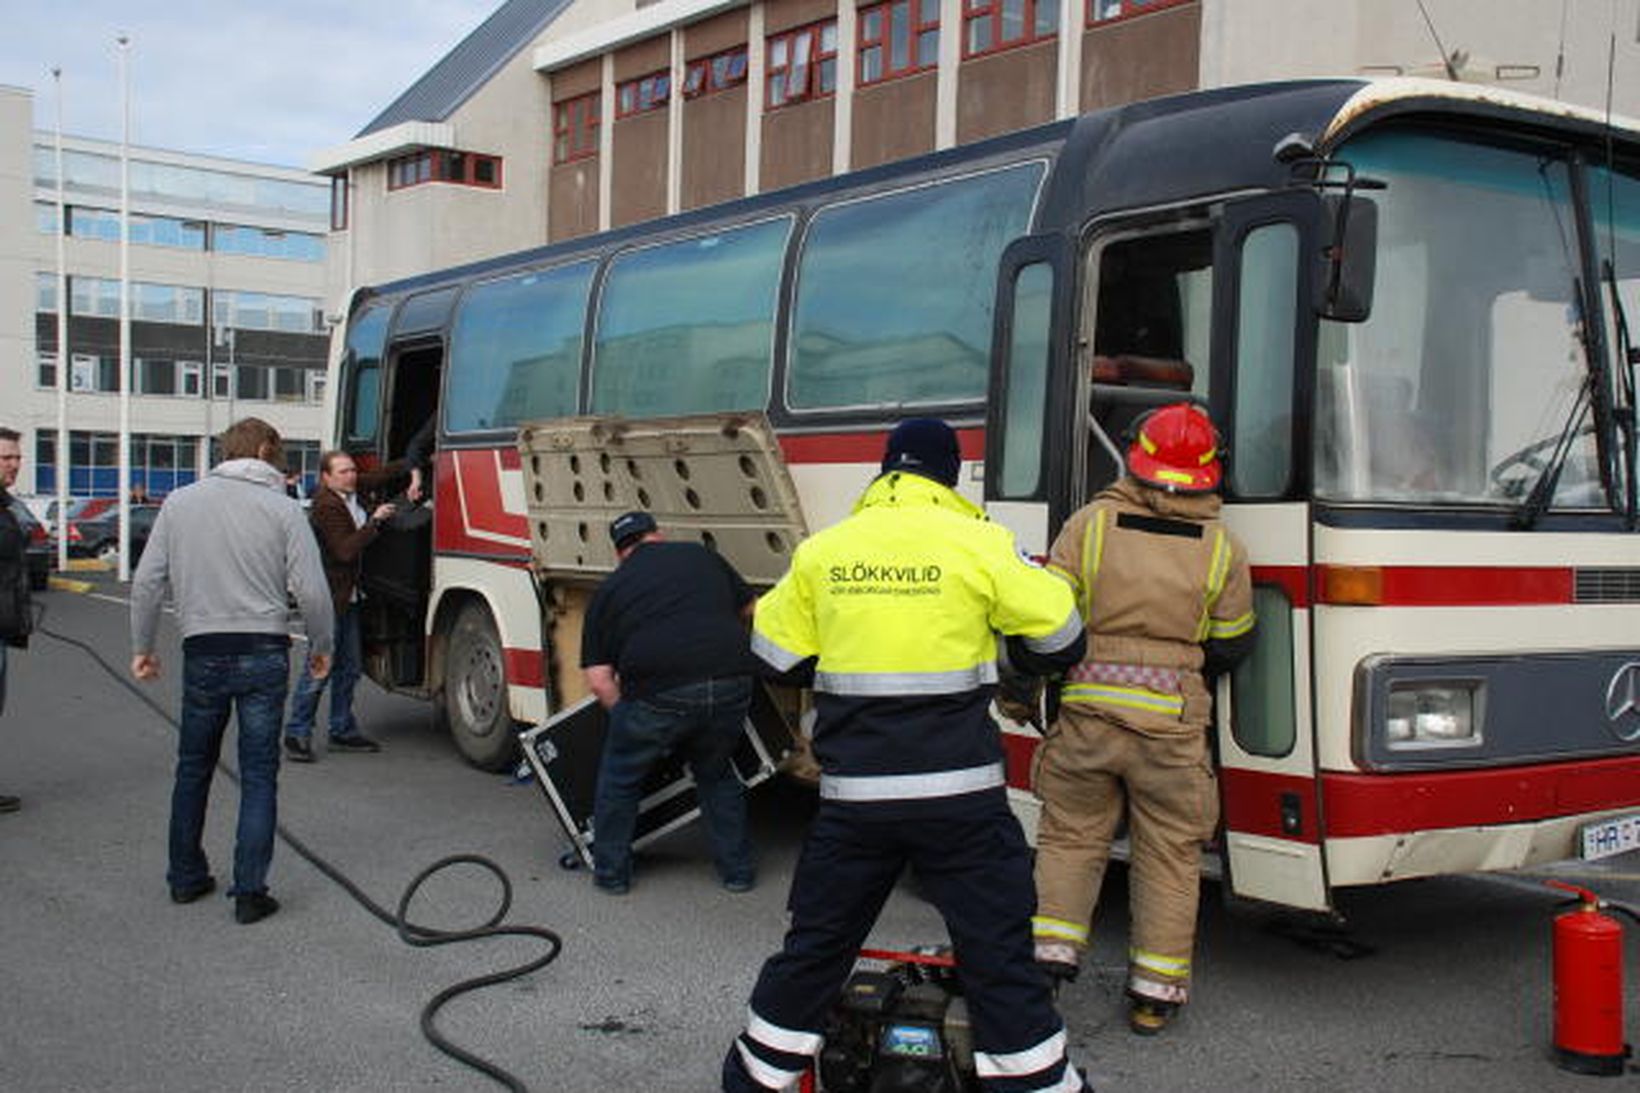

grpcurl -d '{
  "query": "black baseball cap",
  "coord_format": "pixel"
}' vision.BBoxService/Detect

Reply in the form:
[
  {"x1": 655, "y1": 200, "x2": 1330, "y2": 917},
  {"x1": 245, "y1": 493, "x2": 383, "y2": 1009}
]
[{"x1": 609, "y1": 510, "x2": 658, "y2": 550}]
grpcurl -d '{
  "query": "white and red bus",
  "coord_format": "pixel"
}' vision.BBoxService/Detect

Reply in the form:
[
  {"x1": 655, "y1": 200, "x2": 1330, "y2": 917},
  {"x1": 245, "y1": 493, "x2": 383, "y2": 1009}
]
[{"x1": 331, "y1": 77, "x2": 1640, "y2": 912}]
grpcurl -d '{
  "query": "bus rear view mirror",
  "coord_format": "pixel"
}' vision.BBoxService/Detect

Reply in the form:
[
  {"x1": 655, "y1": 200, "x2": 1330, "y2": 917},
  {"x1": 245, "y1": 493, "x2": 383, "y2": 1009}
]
[{"x1": 1318, "y1": 193, "x2": 1377, "y2": 323}]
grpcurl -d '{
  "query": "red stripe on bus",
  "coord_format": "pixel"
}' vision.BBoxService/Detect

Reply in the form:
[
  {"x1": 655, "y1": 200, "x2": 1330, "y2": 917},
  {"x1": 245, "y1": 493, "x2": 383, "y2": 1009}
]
[
  {"x1": 1250, "y1": 565, "x2": 1311, "y2": 608},
  {"x1": 1320, "y1": 755, "x2": 1640, "y2": 837},
  {"x1": 505, "y1": 647, "x2": 545, "y2": 688},
  {"x1": 1218, "y1": 767, "x2": 1322, "y2": 845},
  {"x1": 1315, "y1": 564, "x2": 1573, "y2": 606},
  {"x1": 1252, "y1": 565, "x2": 1575, "y2": 608},
  {"x1": 779, "y1": 428, "x2": 985, "y2": 465}
]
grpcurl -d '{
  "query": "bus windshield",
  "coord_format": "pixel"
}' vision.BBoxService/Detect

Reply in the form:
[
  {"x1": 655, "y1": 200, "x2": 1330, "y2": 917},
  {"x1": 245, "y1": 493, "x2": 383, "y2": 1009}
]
[{"x1": 1313, "y1": 129, "x2": 1608, "y2": 510}]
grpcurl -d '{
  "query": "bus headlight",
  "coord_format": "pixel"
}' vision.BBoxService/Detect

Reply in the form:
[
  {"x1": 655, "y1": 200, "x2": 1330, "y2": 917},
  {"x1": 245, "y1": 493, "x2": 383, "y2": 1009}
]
[{"x1": 1385, "y1": 683, "x2": 1480, "y2": 748}]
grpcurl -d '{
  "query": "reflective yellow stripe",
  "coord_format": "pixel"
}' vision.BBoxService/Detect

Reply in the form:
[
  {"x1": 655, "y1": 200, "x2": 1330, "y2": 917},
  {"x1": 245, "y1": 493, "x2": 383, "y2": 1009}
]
[
  {"x1": 1208, "y1": 610, "x2": 1255, "y2": 640},
  {"x1": 1032, "y1": 915, "x2": 1089, "y2": 944},
  {"x1": 1130, "y1": 947, "x2": 1191, "y2": 977},
  {"x1": 1081, "y1": 509, "x2": 1107, "y2": 624},
  {"x1": 1195, "y1": 530, "x2": 1231, "y2": 642},
  {"x1": 1061, "y1": 683, "x2": 1185, "y2": 715}
]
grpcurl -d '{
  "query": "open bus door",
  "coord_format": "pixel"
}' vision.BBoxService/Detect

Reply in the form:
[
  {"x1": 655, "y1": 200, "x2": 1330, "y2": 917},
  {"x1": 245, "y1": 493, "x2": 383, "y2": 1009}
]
[
  {"x1": 989, "y1": 197, "x2": 1335, "y2": 912},
  {"x1": 1207, "y1": 191, "x2": 1330, "y2": 912},
  {"x1": 356, "y1": 287, "x2": 455, "y2": 695}
]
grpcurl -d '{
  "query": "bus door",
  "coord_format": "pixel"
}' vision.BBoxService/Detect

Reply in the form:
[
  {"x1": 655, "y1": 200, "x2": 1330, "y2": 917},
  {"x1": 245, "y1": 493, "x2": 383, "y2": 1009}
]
[
  {"x1": 1207, "y1": 191, "x2": 1331, "y2": 911},
  {"x1": 990, "y1": 193, "x2": 1338, "y2": 911},
  {"x1": 359, "y1": 286, "x2": 457, "y2": 692}
]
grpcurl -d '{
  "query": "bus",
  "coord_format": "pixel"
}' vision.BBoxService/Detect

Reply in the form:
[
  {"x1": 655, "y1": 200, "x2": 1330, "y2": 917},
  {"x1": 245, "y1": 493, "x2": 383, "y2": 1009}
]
[{"x1": 331, "y1": 77, "x2": 1640, "y2": 912}]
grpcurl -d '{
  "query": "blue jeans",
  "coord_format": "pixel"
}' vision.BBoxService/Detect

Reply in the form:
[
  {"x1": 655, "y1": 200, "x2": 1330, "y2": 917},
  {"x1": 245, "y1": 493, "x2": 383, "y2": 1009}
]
[
  {"x1": 168, "y1": 648, "x2": 289, "y2": 898},
  {"x1": 593, "y1": 677, "x2": 755, "y2": 888},
  {"x1": 285, "y1": 606, "x2": 362, "y2": 740}
]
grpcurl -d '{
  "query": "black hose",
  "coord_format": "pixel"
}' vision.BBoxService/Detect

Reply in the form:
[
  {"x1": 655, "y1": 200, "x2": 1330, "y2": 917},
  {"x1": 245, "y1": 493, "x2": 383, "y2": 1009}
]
[{"x1": 32, "y1": 602, "x2": 561, "y2": 1092}]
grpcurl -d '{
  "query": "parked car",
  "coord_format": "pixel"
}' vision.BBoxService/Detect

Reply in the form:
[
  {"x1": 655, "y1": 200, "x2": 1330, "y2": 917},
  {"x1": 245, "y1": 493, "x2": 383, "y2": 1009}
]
[
  {"x1": 67, "y1": 504, "x2": 161, "y2": 565},
  {"x1": 7, "y1": 498, "x2": 52, "y2": 590}
]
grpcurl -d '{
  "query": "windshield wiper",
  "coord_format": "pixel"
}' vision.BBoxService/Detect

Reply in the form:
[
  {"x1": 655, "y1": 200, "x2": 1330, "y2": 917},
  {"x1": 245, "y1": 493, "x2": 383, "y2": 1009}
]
[
  {"x1": 1601, "y1": 258, "x2": 1639, "y2": 527},
  {"x1": 1514, "y1": 377, "x2": 1592, "y2": 530}
]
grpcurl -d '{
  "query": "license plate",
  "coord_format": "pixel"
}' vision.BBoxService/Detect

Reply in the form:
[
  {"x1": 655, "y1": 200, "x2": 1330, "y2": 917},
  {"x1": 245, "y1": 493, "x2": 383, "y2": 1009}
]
[{"x1": 1579, "y1": 813, "x2": 1640, "y2": 860}]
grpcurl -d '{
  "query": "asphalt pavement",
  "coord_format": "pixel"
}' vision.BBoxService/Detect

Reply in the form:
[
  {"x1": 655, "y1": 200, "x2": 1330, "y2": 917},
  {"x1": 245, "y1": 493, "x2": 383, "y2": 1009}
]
[{"x1": 3, "y1": 576, "x2": 1639, "y2": 1092}]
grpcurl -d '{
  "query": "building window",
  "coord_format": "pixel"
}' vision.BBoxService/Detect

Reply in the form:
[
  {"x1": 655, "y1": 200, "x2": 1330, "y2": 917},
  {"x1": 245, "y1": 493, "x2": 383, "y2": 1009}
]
[
  {"x1": 861, "y1": 0, "x2": 940, "y2": 85},
  {"x1": 211, "y1": 363, "x2": 233, "y2": 399},
  {"x1": 138, "y1": 358, "x2": 178, "y2": 396},
  {"x1": 617, "y1": 70, "x2": 671, "y2": 118},
  {"x1": 215, "y1": 224, "x2": 326, "y2": 261},
  {"x1": 1089, "y1": 0, "x2": 1191, "y2": 22},
  {"x1": 684, "y1": 45, "x2": 749, "y2": 99},
  {"x1": 36, "y1": 272, "x2": 57, "y2": 314},
  {"x1": 213, "y1": 291, "x2": 323, "y2": 333},
  {"x1": 37, "y1": 354, "x2": 57, "y2": 389},
  {"x1": 553, "y1": 92, "x2": 601, "y2": 164},
  {"x1": 180, "y1": 361, "x2": 204, "y2": 398},
  {"x1": 330, "y1": 175, "x2": 349, "y2": 231},
  {"x1": 964, "y1": 0, "x2": 1058, "y2": 57},
  {"x1": 236, "y1": 365, "x2": 269, "y2": 401},
  {"x1": 387, "y1": 149, "x2": 503, "y2": 191},
  {"x1": 71, "y1": 354, "x2": 99, "y2": 393},
  {"x1": 768, "y1": 20, "x2": 838, "y2": 108}
]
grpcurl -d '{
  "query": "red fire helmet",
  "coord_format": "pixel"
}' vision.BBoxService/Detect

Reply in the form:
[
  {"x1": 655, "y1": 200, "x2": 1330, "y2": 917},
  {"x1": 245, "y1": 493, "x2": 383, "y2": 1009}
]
[{"x1": 1126, "y1": 402, "x2": 1222, "y2": 493}]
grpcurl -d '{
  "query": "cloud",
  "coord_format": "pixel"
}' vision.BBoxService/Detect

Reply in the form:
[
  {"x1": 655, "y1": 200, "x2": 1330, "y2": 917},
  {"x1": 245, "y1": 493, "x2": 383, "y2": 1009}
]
[{"x1": 0, "y1": 0, "x2": 497, "y2": 166}]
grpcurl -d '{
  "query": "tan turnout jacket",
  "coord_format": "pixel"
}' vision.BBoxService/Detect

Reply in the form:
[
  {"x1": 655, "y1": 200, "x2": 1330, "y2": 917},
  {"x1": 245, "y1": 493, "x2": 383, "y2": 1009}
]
[{"x1": 1046, "y1": 476, "x2": 1254, "y2": 732}]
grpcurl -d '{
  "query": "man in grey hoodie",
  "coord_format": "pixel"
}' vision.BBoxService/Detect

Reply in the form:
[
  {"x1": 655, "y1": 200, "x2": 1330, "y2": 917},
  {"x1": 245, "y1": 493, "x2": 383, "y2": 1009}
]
[{"x1": 131, "y1": 418, "x2": 334, "y2": 925}]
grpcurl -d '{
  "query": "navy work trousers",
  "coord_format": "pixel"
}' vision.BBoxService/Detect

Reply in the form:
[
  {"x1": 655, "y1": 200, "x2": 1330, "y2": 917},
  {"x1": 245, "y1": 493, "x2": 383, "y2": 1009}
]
[{"x1": 724, "y1": 787, "x2": 1081, "y2": 1092}]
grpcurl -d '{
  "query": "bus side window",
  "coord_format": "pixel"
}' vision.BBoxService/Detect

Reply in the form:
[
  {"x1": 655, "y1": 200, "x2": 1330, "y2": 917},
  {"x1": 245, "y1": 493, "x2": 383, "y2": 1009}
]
[
  {"x1": 349, "y1": 360, "x2": 380, "y2": 442},
  {"x1": 789, "y1": 162, "x2": 1045, "y2": 410}
]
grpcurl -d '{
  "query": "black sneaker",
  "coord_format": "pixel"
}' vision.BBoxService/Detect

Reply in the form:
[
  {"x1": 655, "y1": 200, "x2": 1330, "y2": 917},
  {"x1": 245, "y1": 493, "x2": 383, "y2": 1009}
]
[
  {"x1": 283, "y1": 736, "x2": 314, "y2": 763},
  {"x1": 170, "y1": 876, "x2": 217, "y2": 904},
  {"x1": 234, "y1": 892, "x2": 280, "y2": 925},
  {"x1": 0, "y1": 794, "x2": 19, "y2": 814},
  {"x1": 328, "y1": 733, "x2": 381, "y2": 753}
]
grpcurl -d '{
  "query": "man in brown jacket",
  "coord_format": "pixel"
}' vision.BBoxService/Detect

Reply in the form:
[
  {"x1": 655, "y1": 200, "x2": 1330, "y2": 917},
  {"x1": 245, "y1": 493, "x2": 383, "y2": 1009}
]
[
  {"x1": 282, "y1": 450, "x2": 404, "y2": 762},
  {"x1": 1030, "y1": 402, "x2": 1256, "y2": 1036}
]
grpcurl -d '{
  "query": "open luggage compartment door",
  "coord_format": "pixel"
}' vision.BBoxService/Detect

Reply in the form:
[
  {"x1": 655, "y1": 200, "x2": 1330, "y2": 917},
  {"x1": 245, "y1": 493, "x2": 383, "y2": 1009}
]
[
  {"x1": 516, "y1": 412, "x2": 808, "y2": 585},
  {"x1": 521, "y1": 684, "x2": 798, "y2": 868}
]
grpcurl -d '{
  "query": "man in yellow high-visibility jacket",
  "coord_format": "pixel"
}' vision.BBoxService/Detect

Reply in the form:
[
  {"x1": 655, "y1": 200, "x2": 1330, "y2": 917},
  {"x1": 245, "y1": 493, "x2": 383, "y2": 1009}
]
[
  {"x1": 723, "y1": 418, "x2": 1090, "y2": 1093},
  {"x1": 1031, "y1": 402, "x2": 1256, "y2": 1036}
]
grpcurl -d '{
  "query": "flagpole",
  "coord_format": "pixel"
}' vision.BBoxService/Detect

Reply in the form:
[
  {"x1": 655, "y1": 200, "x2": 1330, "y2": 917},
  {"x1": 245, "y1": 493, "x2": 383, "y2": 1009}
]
[
  {"x1": 52, "y1": 66, "x2": 69, "y2": 572},
  {"x1": 116, "y1": 33, "x2": 132, "y2": 581}
]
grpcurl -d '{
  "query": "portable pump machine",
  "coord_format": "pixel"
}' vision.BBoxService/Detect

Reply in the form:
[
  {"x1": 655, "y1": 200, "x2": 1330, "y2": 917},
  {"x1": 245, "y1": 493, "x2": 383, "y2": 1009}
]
[{"x1": 809, "y1": 948, "x2": 981, "y2": 1093}]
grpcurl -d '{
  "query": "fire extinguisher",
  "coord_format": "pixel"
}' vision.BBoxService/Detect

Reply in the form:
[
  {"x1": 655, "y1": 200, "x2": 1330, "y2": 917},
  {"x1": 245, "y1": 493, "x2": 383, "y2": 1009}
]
[{"x1": 1548, "y1": 880, "x2": 1634, "y2": 1076}]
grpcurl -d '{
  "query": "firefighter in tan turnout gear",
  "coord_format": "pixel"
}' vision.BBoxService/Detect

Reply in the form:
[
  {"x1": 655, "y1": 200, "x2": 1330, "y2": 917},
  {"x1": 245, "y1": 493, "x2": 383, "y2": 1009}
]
[{"x1": 1030, "y1": 402, "x2": 1256, "y2": 1036}]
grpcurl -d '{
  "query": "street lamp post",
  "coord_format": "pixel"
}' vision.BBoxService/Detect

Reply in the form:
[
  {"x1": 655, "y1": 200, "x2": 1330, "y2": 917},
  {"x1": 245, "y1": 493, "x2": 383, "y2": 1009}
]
[
  {"x1": 52, "y1": 66, "x2": 69, "y2": 571},
  {"x1": 115, "y1": 32, "x2": 132, "y2": 582}
]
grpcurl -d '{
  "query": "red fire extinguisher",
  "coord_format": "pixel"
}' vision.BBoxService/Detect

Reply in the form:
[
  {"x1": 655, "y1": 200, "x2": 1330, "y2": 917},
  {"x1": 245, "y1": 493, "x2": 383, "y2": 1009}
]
[{"x1": 1548, "y1": 880, "x2": 1632, "y2": 1076}]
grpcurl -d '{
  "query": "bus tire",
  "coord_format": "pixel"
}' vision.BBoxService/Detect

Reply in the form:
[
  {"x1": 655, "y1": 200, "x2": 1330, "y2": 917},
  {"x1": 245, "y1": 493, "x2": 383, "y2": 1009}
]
[{"x1": 442, "y1": 602, "x2": 518, "y2": 771}]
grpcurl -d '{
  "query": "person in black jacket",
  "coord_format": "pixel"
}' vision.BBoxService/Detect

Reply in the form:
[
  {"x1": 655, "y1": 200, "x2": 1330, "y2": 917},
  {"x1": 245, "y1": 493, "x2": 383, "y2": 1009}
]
[
  {"x1": 0, "y1": 427, "x2": 33, "y2": 814},
  {"x1": 580, "y1": 511, "x2": 758, "y2": 895}
]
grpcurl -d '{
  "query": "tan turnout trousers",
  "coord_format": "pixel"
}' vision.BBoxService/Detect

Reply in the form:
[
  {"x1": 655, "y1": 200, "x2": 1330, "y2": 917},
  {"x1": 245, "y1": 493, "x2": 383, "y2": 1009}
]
[{"x1": 1032, "y1": 707, "x2": 1219, "y2": 1003}]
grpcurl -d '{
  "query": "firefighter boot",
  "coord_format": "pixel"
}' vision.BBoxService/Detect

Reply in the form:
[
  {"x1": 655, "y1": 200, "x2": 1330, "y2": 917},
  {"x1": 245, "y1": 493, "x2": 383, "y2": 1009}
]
[
  {"x1": 1034, "y1": 940, "x2": 1081, "y2": 985},
  {"x1": 1127, "y1": 996, "x2": 1180, "y2": 1036}
]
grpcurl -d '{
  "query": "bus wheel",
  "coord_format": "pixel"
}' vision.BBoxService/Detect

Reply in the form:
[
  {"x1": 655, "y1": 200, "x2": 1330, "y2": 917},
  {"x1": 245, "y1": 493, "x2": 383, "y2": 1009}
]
[{"x1": 443, "y1": 602, "x2": 518, "y2": 771}]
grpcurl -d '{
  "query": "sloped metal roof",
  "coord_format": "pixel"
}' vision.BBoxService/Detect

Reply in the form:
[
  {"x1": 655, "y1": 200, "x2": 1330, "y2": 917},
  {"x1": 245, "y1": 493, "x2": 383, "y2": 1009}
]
[{"x1": 358, "y1": 0, "x2": 573, "y2": 138}]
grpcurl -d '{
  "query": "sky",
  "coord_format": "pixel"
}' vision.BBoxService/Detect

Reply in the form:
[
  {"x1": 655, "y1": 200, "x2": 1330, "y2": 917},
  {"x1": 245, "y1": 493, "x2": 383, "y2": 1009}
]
[{"x1": 0, "y1": 0, "x2": 502, "y2": 169}]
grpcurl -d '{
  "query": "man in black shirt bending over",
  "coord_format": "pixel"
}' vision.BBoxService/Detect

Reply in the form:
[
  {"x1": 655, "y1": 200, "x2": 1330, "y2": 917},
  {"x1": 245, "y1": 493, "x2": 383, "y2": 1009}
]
[{"x1": 581, "y1": 511, "x2": 758, "y2": 896}]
